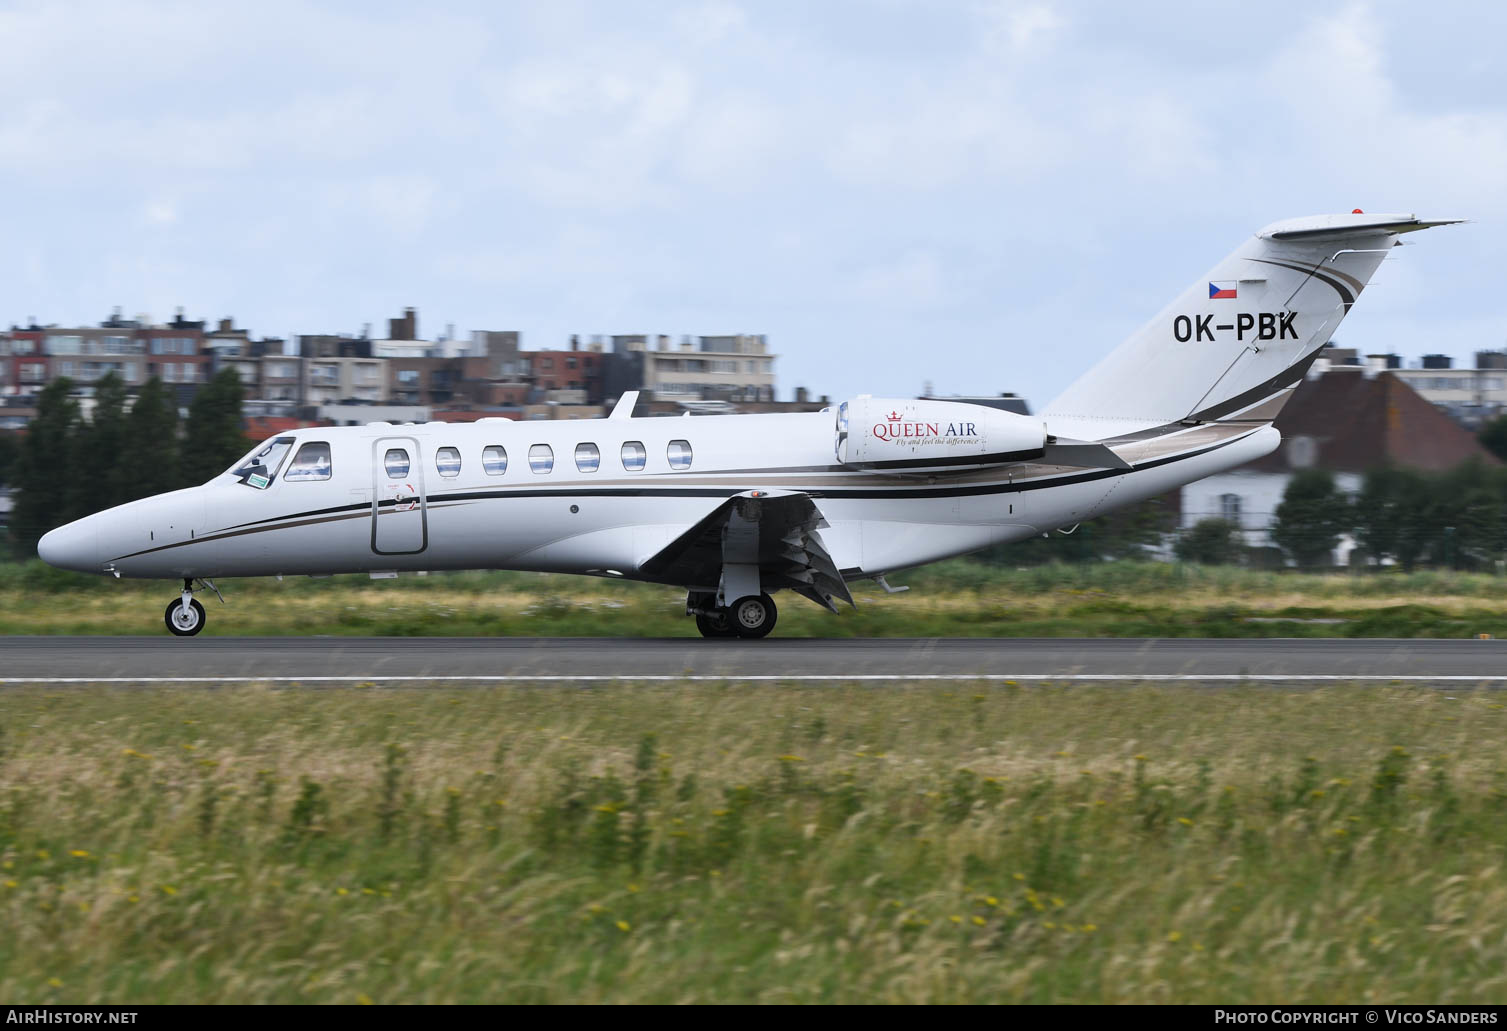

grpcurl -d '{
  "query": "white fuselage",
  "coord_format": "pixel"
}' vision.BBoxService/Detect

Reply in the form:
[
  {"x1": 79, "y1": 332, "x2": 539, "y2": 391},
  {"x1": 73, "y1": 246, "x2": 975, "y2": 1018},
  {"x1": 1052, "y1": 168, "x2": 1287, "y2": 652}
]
[{"x1": 39, "y1": 410, "x2": 1279, "y2": 588}]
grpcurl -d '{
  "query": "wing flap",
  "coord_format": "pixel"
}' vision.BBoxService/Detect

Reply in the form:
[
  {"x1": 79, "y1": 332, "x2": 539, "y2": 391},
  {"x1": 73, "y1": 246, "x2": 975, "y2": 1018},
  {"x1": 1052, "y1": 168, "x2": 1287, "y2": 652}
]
[{"x1": 638, "y1": 490, "x2": 854, "y2": 610}]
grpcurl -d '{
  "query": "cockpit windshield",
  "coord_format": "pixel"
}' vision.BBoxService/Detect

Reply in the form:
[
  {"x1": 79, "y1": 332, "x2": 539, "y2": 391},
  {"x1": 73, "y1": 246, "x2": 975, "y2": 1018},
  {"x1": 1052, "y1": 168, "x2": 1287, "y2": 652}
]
[{"x1": 229, "y1": 436, "x2": 296, "y2": 489}]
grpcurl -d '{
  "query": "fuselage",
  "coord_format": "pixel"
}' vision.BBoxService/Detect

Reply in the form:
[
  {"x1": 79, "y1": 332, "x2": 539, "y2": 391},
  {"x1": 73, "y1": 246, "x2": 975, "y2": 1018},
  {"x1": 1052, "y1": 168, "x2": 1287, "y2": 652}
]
[{"x1": 38, "y1": 409, "x2": 1279, "y2": 587}]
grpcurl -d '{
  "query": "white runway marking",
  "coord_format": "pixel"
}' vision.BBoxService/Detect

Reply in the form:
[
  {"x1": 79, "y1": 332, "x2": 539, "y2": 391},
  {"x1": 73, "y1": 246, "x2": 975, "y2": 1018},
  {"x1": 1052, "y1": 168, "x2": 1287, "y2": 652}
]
[{"x1": 1, "y1": 674, "x2": 1505, "y2": 685}]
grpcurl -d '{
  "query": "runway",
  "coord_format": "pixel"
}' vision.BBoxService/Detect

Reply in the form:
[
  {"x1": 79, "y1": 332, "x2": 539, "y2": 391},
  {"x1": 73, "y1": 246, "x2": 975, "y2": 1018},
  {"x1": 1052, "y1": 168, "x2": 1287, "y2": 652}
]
[{"x1": 1, "y1": 636, "x2": 1505, "y2": 684}]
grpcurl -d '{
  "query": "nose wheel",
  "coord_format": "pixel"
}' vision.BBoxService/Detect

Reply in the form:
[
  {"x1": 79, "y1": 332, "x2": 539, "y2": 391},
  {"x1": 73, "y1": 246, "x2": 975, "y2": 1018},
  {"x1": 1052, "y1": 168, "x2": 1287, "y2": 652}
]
[
  {"x1": 165, "y1": 596, "x2": 206, "y2": 636},
  {"x1": 164, "y1": 578, "x2": 222, "y2": 636}
]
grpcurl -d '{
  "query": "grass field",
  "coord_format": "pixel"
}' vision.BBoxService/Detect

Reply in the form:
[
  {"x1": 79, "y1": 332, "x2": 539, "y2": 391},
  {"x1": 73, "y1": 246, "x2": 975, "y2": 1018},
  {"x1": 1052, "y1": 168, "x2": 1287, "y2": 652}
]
[
  {"x1": 3, "y1": 559, "x2": 1507, "y2": 637},
  {"x1": 2, "y1": 681, "x2": 1506, "y2": 1003}
]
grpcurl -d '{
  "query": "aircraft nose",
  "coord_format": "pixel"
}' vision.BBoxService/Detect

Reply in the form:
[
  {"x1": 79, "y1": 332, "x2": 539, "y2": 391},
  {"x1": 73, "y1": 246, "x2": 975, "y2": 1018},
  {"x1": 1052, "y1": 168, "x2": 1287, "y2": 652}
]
[{"x1": 37, "y1": 520, "x2": 99, "y2": 572}]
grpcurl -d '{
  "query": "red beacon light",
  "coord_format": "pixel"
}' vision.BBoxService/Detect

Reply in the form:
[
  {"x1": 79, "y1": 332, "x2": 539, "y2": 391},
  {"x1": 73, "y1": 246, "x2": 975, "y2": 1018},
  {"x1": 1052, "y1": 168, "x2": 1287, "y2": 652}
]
[{"x1": 1352, "y1": 208, "x2": 1364, "y2": 214}]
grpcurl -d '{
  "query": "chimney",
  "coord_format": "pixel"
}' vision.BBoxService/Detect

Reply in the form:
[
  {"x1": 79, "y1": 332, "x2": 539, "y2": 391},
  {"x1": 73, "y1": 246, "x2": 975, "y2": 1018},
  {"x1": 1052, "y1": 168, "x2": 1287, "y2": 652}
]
[
  {"x1": 571, "y1": 335, "x2": 580, "y2": 352},
  {"x1": 219, "y1": 318, "x2": 233, "y2": 333}
]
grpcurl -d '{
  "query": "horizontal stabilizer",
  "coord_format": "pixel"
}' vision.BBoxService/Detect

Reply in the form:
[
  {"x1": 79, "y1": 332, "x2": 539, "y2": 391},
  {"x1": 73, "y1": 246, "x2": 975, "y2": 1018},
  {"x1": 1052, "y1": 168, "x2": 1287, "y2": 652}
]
[
  {"x1": 1041, "y1": 438, "x2": 1133, "y2": 470},
  {"x1": 1259, "y1": 213, "x2": 1465, "y2": 242}
]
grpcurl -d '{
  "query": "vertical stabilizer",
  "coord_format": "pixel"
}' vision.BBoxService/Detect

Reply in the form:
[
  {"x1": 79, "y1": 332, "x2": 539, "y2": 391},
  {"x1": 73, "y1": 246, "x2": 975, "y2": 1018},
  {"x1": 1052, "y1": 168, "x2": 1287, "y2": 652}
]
[{"x1": 1042, "y1": 213, "x2": 1463, "y2": 442}]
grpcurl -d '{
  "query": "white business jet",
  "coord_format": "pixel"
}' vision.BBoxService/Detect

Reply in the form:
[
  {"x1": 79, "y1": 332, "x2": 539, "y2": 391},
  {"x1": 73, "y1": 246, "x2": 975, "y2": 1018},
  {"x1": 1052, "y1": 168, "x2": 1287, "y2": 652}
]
[{"x1": 38, "y1": 213, "x2": 1460, "y2": 637}]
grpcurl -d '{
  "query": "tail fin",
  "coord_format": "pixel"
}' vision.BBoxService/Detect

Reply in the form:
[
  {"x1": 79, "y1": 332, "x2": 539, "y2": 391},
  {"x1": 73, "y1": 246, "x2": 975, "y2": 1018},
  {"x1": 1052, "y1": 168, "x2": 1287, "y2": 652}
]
[{"x1": 1042, "y1": 213, "x2": 1463, "y2": 441}]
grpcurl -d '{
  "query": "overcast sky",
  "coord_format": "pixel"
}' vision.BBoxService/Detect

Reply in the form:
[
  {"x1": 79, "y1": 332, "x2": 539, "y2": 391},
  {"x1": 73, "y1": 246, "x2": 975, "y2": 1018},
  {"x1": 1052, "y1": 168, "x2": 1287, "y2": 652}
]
[{"x1": 3, "y1": 0, "x2": 1505, "y2": 408}]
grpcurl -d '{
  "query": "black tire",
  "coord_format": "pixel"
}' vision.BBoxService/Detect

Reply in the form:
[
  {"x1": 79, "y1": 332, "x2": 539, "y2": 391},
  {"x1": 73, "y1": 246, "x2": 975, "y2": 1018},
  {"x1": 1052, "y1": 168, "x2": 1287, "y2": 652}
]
[
  {"x1": 695, "y1": 610, "x2": 738, "y2": 638},
  {"x1": 165, "y1": 598, "x2": 206, "y2": 637},
  {"x1": 729, "y1": 594, "x2": 777, "y2": 639}
]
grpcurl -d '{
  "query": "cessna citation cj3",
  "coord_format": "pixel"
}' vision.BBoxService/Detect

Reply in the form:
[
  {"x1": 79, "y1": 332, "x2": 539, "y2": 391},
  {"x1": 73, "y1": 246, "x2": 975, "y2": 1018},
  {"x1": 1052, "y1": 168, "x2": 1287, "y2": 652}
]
[{"x1": 39, "y1": 213, "x2": 1461, "y2": 638}]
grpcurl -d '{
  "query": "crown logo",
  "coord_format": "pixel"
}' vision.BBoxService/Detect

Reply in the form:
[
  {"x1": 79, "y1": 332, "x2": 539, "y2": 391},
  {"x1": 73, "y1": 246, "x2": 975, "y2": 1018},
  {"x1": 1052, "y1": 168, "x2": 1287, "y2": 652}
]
[{"x1": 888, "y1": 410, "x2": 901, "y2": 421}]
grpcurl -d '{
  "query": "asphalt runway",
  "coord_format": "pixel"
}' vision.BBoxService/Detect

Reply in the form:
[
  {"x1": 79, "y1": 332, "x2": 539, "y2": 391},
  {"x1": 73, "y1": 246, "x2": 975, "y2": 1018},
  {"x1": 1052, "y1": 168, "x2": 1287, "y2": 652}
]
[{"x1": 1, "y1": 637, "x2": 1505, "y2": 684}]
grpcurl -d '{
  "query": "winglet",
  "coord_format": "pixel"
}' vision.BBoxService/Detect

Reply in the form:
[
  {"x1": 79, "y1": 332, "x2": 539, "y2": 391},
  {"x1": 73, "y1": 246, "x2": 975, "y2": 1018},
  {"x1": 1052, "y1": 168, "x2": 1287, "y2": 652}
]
[{"x1": 608, "y1": 391, "x2": 639, "y2": 419}]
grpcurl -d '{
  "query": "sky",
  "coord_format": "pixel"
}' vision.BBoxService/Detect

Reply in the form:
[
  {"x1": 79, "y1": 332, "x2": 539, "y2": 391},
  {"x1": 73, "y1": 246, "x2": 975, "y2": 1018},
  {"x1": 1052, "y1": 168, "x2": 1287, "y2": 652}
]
[{"x1": 3, "y1": 0, "x2": 1506, "y2": 409}]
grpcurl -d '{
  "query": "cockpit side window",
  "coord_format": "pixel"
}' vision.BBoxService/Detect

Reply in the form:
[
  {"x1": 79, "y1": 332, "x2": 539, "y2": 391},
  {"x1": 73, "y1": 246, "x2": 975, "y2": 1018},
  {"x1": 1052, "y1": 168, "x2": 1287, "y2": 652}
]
[
  {"x1": 284, "y1": 441, "x2": 333, "y2": 482},
  {"x1": 232, "y1": 436, "x2": 296, "y2": 489}
]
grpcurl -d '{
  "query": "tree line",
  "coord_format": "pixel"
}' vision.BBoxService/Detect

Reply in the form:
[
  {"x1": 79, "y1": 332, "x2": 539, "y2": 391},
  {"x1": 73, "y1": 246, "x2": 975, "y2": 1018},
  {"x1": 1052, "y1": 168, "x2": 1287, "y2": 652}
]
[
  {"x1": 2, "y1": 369, "x2": 250, "y2": 556},
  {"x1": 975, "y1": 456, "x2": 1507, "y2": 571},
  {"x1": 1178, "y1": 461, "x2": 1507, "y2": 569}
]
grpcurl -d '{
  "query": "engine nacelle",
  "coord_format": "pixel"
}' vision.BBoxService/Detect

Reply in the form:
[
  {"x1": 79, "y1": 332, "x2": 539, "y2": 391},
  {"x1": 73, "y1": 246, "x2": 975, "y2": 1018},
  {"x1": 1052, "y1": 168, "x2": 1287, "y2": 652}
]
[{"x1": 835, "y1": 397, "x2": 1047, "y2": 469}]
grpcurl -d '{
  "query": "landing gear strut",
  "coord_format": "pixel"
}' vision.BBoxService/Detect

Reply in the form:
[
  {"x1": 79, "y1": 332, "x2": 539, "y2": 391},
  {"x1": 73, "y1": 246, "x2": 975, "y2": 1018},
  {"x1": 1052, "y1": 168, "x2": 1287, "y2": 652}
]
[
  {"x1": 164, "y1": 578, "x2": 222, "y2": 637},
  {"x1": 689, "y1": 591, "x2": 778, "y2": 639}
]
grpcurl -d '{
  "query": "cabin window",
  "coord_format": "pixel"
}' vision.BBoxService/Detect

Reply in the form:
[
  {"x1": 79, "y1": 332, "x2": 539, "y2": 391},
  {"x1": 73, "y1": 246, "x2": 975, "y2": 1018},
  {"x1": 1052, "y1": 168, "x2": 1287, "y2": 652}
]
[
  {"x1": 575, "y1": 443, "x2": 600, "y2": 473},
  {"x1": 620, "y1": 440, "x2": 646, "y2": 472},
  {"x1": 529, "y1": 444, "x2": 554, "y2": 474},
  {"x1": 483, "y1": 445, "x2": 507, "y2": 476},
  {"x1": 232, "y1": 436, "x2": 295, "y2": 489},
  {"x1": 384, "y1": 448, "x2": 410, "y2": 479},
  {"x1": 435, "y1": 446, "x2": 462, "y2": 478},
  {"x1": 283, "y1": 441, "x2": 332, "y2": 482},
  {"x1": 667, "y1": 439, "x2": 693, "y2": 470}
]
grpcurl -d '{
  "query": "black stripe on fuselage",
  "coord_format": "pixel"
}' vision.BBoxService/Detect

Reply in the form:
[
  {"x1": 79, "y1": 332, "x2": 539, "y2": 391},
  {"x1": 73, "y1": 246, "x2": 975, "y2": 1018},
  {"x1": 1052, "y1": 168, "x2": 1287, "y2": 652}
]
[{"x1": 106, "y1": 429, "x2": 1261, "y2": 565}]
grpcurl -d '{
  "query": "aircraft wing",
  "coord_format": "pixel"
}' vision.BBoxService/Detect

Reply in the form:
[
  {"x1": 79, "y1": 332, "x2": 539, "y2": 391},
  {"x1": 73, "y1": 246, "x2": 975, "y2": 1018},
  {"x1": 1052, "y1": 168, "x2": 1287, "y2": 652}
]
[{"x1": 638, "y1": 489, "x2": 855, "y2": 612}]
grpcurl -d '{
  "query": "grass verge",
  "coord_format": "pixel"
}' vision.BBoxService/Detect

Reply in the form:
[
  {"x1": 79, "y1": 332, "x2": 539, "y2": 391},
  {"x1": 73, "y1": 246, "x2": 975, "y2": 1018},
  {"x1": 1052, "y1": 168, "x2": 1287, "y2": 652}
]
[
  {"x1": 3, "y1": 559, "x2": 1507, "y2": 636},
  {"x1": 2, "y1": 682, "x2": 1506, "y2": 1002}
]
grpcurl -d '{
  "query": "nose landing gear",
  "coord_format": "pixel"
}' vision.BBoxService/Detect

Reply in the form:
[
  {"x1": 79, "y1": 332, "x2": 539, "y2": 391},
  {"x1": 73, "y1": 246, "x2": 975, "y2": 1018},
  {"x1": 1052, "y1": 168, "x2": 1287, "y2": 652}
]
[{"x1": 164, "y1": 578, "x2": 224, "y2": 637}]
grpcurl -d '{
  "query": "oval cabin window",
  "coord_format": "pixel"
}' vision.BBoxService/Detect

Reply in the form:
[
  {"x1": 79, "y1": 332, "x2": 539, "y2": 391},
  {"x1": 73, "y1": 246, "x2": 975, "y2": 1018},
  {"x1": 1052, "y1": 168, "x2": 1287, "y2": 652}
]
[
  {"x1": 435, "y1": 447, "x2": 461, "y2": 478},
  {"x1": 621, "y1": 441, "x2": 646, "y2": 472},
  {"x1": 667, "y1": 439, "x2": 693, "y2": 471},
  {"x1": 575, "y1": 443, "x2": 600, "y2": 473},
  {"x1": 384, "y1": 448, "x2": 410, "y2": 478},
  {"x1": 482, "y1": 445, "x2": 507, "y2": 476},
  {"x1": 529, "y1": 444, "x2": 554, "y2": 474}
]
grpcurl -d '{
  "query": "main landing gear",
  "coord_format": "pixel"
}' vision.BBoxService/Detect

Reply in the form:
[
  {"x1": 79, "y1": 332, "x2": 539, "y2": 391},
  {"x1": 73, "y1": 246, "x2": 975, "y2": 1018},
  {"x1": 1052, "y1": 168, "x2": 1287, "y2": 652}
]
[
  {"x1": 689, "y1": 592, "x2": 778, "y2": 639},
  {"x1": 164, "y1": 578, "x2": 223, "y2": 637}
]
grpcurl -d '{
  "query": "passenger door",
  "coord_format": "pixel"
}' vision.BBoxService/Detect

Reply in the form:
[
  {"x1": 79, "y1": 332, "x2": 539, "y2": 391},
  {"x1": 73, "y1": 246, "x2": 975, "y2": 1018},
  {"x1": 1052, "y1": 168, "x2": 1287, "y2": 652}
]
[{"x1": 371, "y1": 436, "x2": 427, "y2": 555}]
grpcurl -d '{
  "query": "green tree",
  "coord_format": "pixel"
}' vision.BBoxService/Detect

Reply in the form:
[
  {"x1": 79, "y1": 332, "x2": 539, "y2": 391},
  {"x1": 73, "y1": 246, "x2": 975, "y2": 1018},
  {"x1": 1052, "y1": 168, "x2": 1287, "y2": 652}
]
[
  {"x1": 1478, "y1": 414, "x2": 1507, "y2": 462},
  {"x1": 1354, "y1": 465, "x2": 1461, "y2": 570},
  {"x1": 180, "y1": 368, "x2": 246, "y2": 486},
  {"x1": 1271, "y1": 469, "x2": 1351, "y2": 567},
  {"x1": 0, "y1": 431, "x2": 18, "y2": 486},
  {"x1": 10, "y1": 378, "x2": 81, "y2": 556},
  {"x1": 1426, "y1": 459, "x2": 1506, "y2": 569},
  {"x1": 1174, "y1": 518, "x2": 1244, "y2": 565},
  {"x1": 67, "y1": 371, "x2": 130, "y2": 517},
  {"x1": 124, "y1": 377, "x2": 184, "y2": 501}
]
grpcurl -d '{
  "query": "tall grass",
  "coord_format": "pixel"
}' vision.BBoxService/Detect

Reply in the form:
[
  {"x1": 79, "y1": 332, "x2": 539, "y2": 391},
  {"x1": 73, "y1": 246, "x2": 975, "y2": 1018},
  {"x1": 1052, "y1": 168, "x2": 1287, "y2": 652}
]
[{"x1": 2, "y1": 682, "x2": 1506, "y2": 1002}]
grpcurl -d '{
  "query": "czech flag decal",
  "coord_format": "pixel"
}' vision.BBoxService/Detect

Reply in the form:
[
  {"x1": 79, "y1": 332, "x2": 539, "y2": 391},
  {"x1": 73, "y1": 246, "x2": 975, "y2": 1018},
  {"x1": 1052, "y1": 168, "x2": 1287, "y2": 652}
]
[{"x1": 1209, "y1": 281, "x2": 1238, "y2": 299}]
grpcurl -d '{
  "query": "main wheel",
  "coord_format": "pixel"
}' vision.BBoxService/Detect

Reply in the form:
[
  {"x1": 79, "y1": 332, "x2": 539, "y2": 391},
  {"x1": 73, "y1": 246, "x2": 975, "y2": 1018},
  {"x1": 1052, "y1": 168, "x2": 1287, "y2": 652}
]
[
  {"x1": 695, "y1": 609, "x2": 738, "y2": 638},
  {"x1": 729, "y1": 594, "x2": 777, "y2": 639},
  {"x1": 165, "y1": 597, "x2": 206, "y2": 637}
]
